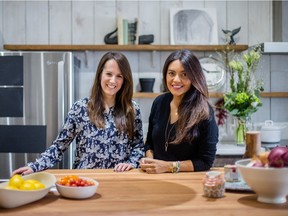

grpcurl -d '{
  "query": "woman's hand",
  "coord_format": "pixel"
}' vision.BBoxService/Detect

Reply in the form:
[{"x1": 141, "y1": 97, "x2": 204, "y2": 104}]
[
  {"x1": 114, "y1": 163, "x2": 134, "y2": 172},
  {"x1": 11, "y1": 166, "x2": 34, "y2": 176},
  {"x1": 139, "y1": 158, "x2": 171, "y2": 174}
]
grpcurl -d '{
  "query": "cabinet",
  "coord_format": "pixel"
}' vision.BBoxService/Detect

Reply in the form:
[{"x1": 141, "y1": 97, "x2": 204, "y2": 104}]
[{"x1": 4, "y1": 44, "x2": 288, "y2": 98}]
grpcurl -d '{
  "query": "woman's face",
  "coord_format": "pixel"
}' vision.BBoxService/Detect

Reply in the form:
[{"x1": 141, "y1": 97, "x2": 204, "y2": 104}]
[
  {"x1": 166, "y1": 59, "x2": 192, "y2": 98},
  {"x1": 100, "y1": 59, "x2": 124, "y2": 99}
]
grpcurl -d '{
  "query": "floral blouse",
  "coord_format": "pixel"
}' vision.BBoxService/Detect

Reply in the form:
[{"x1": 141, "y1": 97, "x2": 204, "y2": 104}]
[{"x1": 28, "y1": 98, "x2": 144, "y2": 171}]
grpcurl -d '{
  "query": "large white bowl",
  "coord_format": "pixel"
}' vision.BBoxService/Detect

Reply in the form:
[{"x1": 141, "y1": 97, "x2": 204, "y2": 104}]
[
  {"x1": 55, "y1": 177, "x2": 99, "y2": 199},
  {"x1": 235, "y1": 159, "x2": 288, "y2": 204},
  {"x1": 0, "y1": 172, "x2": 56, "y2": 208}
]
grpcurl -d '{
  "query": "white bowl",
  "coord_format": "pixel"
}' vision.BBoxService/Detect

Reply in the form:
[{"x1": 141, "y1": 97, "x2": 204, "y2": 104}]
[
  {"x1": 0, "y1": 172, "x2": 56, "y2": 208},
  {"x1": 55, "y1": 177, "x2": 99, "y2": 199},
  {"x1": 235, "y1": 159, "x2": 288, "y2": 204}
]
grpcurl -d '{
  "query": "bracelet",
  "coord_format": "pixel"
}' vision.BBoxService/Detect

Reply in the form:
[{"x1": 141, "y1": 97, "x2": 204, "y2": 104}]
[
  {"x1": 171, "y1": 162, "x2": 177, "y2": 173},
  {"x1": 176, "y1": 161, "x2": 180, "y2": 173},
  {"x1": 171, "y1": 161, "x2": 180, "y2": 173}
]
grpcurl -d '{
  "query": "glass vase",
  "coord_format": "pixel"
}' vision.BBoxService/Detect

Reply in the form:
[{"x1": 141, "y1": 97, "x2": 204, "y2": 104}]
[{"x1": 235, "y1": 117, "x2": 251, "y2": 145}]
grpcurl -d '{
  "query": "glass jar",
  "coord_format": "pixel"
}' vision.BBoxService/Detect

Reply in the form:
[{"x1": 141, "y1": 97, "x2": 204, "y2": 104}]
[
  {"x1": 224, "y1": 165, "x2": 240, "y2": 182},
  {"x1": 203, "y1": 171, "x2": 225, "y2": 198}
]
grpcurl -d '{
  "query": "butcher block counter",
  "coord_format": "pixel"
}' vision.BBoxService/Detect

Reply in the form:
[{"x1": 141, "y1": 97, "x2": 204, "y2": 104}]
[{"x1": 0, "y1": 168, "x2": 287, "y2": 216}]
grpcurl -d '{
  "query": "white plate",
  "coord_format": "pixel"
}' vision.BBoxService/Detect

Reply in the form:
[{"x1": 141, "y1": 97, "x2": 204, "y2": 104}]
[{"x1": 225, "y1": 181, "x2": 254, "y2": 192}]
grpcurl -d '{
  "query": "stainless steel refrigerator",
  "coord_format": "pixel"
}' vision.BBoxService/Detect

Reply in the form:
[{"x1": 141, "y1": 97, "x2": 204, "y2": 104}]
[{"x1": 0, "y1": 51, "x2": 75, "y2": 179}]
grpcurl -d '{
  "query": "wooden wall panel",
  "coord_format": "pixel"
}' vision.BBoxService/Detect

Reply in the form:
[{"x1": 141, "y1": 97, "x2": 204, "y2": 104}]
[
  {"x1": 1, "y1": 1, "x2": 275, "y2": 47},
  {"x1": 138, "y1": 1, "x2": 161, "y2": 73},
  {"x1": 116, "y1": 1, "x2": 138, "y2": 20},
  {"x1": 205, "y1": 1, "x2": 227, "y2": 44},
  {"x1": 94, "y1": 1, "x2": 116, "y2": 44},
  {"x1": 26, "y1": 1, "x2": 49, "y2": 44},
  {"x1": 248, "y1": 1, "x2": 272, "y2": 45},
  {"x1": 139, "y1": 1, "x2": 160, "y2": 44},
  {"x1": 49, "y1": 1, "x2": 72, "y2": 44},
  {"x1": 3, "y1": 1, "x2": 25, "y2": 44},
  {"x1": 72, "y1": 1, "x2": 94, "y2": 44},
  {"x1": 160, "y1": 1, "x2": 181, "y2": 45},
  {"x1": 227, "y1": 1, "x2": 248, "y2": 44}
]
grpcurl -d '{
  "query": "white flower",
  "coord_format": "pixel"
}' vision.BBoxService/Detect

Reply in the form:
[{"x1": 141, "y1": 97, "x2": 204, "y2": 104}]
[{"x1": 251, "y1": 101, "x2": 258, "y2": 108}]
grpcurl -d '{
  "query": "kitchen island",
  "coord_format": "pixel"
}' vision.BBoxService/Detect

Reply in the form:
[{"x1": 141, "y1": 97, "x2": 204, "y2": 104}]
[{"x1": 0, "y1": 168, "x2": 287, "y2": 216}]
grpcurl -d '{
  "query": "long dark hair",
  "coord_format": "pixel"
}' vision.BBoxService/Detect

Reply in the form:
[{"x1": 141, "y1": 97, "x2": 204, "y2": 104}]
[
  {"x1": 162, "y1": 49, "x2": 210, "y2": 144},
  {"x1": 88, "y1": 52, "x2": 135, "y2": 139}
]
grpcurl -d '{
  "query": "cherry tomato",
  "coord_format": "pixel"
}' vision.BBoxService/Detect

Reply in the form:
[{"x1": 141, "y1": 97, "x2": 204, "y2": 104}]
[{"x1": 57, "y1": 175, "x2": 95, "y2": 187}]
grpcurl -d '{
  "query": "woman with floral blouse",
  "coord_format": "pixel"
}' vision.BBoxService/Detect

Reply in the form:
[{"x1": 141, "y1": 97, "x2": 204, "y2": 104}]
[{"x1": 12, "y1": 52, "x2": 144, "y2": 175}]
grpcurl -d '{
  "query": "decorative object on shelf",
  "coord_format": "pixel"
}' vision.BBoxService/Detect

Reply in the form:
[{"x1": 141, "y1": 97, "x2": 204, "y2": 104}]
[
  {"x1": 139, "y1": 35, "x2": 154, "y2": 44},
  {"x1": 222, "y1": 27, "x2": 241, "y2": 45},
  {"x1": 104, "y1": 19, "x2": 153, "y2": 45},
  {"x1": 170, "y1": 8, "x2": 218, "y2": 45},
  {"x1": 117, "y1": 17, "x2": 139, "y2": 45},
  {"x1": 104, "y1": 28, "x2": 118, "y2": 44},
  {"x1": 199, "y1": 56, "x2": 225, "y2": 91},
  {"x1": 223, "y1": 45, "x2": 264, "y2": 145},
  {"x1": 139, "y1": 78, "x2": 155, "y2": 92}
]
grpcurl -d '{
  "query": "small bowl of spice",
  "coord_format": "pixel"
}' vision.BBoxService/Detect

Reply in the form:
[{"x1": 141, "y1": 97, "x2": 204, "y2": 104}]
[{"x1": 202, "y1": 171, "x2": 225, "y2": 198}]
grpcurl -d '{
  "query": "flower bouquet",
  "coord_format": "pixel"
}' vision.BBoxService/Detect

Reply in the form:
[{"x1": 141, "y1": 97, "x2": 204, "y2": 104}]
[{"x1": 224, "y1": 46, "x2": 264, "y2": 145}]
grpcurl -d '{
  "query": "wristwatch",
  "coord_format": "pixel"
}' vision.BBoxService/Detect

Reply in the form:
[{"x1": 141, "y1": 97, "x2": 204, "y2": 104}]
[
  {"x1": 199, "y1": 56, "x2": 226, "y2": 91},
  {"x1": 171, "y1": 161, "x2": 180, "y2": 173}
]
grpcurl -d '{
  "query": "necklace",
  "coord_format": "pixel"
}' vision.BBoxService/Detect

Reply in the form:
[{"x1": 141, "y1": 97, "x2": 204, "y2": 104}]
[{"x1": 164, "y1": 115, "x2": 175, "y2": 152}]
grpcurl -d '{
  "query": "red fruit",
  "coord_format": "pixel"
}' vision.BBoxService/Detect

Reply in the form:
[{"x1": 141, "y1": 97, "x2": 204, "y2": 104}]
[
  {"x1": 282, "y1": 151, "x2": 288, "y2": 166},
  {"x1": 268, "y1": 146, "x2": 288, "y2": 168}
]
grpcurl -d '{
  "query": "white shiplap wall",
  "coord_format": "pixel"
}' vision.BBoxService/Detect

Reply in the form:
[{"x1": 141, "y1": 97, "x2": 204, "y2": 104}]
[
  {"x1": 0, "y1": 1, "x2": 273, "y2": 46},
  {"x1": 2, "y1": 0, "x2": 288, "y2": 141}
]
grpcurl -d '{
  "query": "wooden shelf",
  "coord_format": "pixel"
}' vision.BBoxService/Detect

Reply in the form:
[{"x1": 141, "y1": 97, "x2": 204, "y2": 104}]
[
  {"x1": 260, "y1": 92, "x2": 288, "y2": 98},
  {"x1": 3, "y1": 44, "x2": 249, "y2": 52},
  {"x1": 133, "y1": 92, "x2": 160, "y2": 98},
  {"x1": 133, "y1": 92, "x2": 288, "y2": 99},
  {"x1": 133, "y1": 92, "x2": 224, "y2": 98}
]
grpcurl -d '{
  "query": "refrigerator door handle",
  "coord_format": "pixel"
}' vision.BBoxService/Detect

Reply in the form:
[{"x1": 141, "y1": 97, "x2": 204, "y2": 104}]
[{"x1": 57, "y1": 61, "x2": 65, "y2": 130}]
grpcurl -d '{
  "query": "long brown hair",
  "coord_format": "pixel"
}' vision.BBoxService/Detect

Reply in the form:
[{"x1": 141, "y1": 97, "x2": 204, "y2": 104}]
[
  {"x1": 162, "y1": 49, "x2": 210, "y2": 144},
  {"x1": 87, "y1": 52, "x2": 135, "y2": 139}
]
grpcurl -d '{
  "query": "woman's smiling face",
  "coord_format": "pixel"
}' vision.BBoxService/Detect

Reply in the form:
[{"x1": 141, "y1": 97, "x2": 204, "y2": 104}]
[
  {"x1": 100, "y1": 59, "x2": 124, "y2": 98},
  {"x1": 166, "y1": 59, "x2": 192, "y2": 98}
]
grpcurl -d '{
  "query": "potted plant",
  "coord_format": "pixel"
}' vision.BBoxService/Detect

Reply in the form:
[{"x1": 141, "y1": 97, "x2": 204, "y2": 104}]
[{"x1": 223, "y1": 45, "x2": 264, "y2": 145}]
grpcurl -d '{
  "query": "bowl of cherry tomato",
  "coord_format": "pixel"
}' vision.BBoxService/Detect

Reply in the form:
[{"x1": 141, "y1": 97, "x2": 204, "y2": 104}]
[{"x1": 55, "y1": 175, "x2": 99, "y2": 199}]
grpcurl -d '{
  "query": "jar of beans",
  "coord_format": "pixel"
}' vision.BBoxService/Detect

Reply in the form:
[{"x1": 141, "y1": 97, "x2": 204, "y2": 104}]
[{"x1": 202, "y1": 171, "x2": 225, "y2": 198}]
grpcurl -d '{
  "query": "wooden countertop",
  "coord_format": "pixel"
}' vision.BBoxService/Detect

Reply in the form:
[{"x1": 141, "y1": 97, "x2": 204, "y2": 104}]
[{"x1": 0, "y1": 168, "x2": 287, "y2": 216}]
